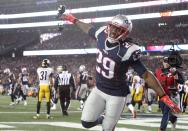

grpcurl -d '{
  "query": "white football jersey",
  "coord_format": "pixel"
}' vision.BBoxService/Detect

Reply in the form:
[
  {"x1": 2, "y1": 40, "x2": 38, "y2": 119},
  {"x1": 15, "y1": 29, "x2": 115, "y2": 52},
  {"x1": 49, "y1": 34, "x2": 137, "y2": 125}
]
[{"x1": 37, "y1": 67, "x2": 53, "y2": 85}]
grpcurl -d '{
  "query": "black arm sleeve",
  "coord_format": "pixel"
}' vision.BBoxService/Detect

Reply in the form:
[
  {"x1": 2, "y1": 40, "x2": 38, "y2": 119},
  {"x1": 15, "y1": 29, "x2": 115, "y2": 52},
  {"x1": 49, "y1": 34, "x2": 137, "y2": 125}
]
[{"x1": 70, "y1": 75, "x2": 76, "y2": 91}]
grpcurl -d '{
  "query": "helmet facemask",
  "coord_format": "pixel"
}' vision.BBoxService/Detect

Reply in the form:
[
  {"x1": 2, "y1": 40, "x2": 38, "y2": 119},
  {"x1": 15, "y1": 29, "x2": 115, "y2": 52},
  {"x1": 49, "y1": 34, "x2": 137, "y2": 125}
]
[{"x1": 107, "y1": 24, "x2": 129, "y2": 43}]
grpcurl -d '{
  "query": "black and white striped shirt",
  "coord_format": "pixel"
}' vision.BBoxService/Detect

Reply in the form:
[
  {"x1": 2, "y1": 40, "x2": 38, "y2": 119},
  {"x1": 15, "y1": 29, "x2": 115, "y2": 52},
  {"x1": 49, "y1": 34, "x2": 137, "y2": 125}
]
[{"x1": 54, "y1": 71, "x2": 75, "y2": 90}]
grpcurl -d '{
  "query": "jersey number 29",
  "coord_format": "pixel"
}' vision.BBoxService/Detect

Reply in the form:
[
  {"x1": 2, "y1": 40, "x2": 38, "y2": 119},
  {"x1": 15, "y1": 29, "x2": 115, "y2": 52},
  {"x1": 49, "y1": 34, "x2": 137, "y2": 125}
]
[{"x1": 96, "y1": 49, "x2": 115, "y2": 79}]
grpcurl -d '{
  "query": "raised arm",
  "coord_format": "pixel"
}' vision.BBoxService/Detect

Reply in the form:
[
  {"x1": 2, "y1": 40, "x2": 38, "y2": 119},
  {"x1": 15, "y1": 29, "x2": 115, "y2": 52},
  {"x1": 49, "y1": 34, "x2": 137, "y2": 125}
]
[{"x1": 60, "y1": 13, "x2": 94, "y2": 34}]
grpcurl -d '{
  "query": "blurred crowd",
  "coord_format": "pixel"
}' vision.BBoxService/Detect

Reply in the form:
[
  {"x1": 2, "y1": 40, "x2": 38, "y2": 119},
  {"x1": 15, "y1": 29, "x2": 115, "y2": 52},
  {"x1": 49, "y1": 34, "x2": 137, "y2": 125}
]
[
  {"x1": 0, "y1": 55, "x2": 96, "y2": 87},
  {"x1": 22, "y1": 17, "x2": 188, "y2": 51}
]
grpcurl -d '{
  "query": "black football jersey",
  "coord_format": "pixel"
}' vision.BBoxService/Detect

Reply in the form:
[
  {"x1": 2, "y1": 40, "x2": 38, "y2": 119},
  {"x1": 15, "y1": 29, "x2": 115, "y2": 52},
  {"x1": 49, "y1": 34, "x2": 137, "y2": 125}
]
[
  {"x1": 19, "y1": 73, "x2": 29, "y2": 85},
  {"x1": 80, "y1": 71, "x2": 90, "y2": 84},
  {"x1": 88, "y1": 26, "x2": 147, "y2": 96}
]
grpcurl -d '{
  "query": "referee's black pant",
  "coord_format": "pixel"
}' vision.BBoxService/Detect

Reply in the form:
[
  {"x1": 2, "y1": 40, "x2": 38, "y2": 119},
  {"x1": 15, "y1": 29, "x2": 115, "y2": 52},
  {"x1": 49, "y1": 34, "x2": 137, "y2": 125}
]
[{"x1": 59, "y1": 86, "x2": 71, "y2": 115}]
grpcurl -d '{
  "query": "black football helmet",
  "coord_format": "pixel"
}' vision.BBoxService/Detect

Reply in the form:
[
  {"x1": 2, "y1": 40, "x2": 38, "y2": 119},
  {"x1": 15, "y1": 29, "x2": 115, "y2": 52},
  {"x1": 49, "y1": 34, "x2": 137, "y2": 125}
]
[
  {"x1": 42, "y1": 59, "x2": 50, "y2": 67},
  {"x1": 62, "y1": 65, "x2": 67, "y2": 71}
]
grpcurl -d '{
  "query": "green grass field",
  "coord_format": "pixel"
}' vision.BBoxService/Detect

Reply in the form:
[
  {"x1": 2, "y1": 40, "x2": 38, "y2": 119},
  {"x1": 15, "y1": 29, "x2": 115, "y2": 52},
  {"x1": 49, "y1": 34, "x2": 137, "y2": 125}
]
[{"x1": 0, "y1": 95, "x2": 187, "y2": 131}]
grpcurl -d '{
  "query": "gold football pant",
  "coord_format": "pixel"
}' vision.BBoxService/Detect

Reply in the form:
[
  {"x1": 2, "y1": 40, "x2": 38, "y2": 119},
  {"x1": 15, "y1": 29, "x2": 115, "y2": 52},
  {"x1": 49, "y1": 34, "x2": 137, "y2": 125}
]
[{"x1": 38, "y1": 85, "x2": 51, "y2": 102}]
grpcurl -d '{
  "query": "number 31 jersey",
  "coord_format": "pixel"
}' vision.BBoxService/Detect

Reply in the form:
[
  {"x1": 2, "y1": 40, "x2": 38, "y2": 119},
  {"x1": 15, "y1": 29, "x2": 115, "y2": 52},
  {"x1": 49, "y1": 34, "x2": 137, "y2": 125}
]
[
  {"x1": 88, "y1": 26, "x2": 147, "y2": 96},
  {"x1": 37, "y1": 67, "x2": 53, "y2": 85}
]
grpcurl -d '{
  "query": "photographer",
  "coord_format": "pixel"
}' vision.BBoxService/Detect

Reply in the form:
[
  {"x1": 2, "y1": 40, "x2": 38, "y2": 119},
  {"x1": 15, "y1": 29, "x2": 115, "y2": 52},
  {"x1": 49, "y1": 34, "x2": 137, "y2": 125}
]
[{"x1": 155, "y1": 57, "x2": 184, "y2": 131}]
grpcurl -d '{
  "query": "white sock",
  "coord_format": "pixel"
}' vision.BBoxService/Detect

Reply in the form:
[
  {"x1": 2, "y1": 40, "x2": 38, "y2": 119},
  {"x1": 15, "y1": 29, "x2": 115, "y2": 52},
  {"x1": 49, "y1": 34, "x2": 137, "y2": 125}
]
[
  {"x1": 128, "y1": 104, "x2": 134, "y2": 112},
  {"x1": 148, "y1": 105, "x2": 152, "y2": 111}
]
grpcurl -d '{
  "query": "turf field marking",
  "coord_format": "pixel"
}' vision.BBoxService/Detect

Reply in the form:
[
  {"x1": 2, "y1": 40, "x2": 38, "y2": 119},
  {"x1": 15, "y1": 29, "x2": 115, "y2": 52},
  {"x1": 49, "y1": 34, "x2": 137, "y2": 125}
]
[
  {"x1": 118, "y1": 117, "x2": 188, "y2": 130},
  {"x1": 0, "y1": 122, "x2": 147, "y2": 131},
  {"x1": 0, "y1": 111, "x2": 81, "y2": 114},
  {"x1": 0, "y1": 112, "x2": 188, "y2": 130},
  {"x1": 0, "y1": 124, "x2": 14, "y2": 128}
]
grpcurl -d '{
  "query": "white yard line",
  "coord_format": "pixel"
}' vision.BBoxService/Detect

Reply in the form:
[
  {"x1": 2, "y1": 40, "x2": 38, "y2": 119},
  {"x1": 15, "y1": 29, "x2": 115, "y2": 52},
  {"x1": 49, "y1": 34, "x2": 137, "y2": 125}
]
[
  {"x1": 0, "y1": 111, "x2": 81, "y2": 114},
  {"x1": 0, "y1": 124, "x2": 14, "y2": 128},
  {"x1": 0, "y1": 122, "x2": 147, "y2": 131},
  {"x1": 0, "y1": 113, "x2": 188, "y2": 131},
  {"x1": 0, "y1": 130, "x2": 23, "y2": 131},
  {"x1": 118, "y1": 117, "x2": 188, "y2": 130}
]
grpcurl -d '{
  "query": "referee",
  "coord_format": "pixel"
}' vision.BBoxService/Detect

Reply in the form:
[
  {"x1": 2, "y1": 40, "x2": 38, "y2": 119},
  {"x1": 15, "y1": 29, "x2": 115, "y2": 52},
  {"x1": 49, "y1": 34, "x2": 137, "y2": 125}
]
[{"x1": 54, "y1": 65, "x2": 76, "y2": 116}]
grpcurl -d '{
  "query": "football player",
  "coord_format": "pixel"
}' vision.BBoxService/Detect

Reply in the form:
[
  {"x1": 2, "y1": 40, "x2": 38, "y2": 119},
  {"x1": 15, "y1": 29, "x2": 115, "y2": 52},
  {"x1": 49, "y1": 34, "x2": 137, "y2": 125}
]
[
  {"x1": 18, "y1": 67, "x2": 29, "y2": 106},
  {"x1": 33, "y1": 59, "x2": 54, "y2": 119},
  {"x1": 144, "y1": 82, "x2": 156, "y2": 113},
  {"x1": 51, "y1": 65, "x2": 63, "y2": 110},
  {"x1": 60, "y1": 12, "x2": 181, "y2": 131},
  {"x1": 183, "y1": 80, "x2": 188, "y2": 112},
  {"x1": 0, "y1": 80, "x2": 4, "y2": 95},
  {"x1": 124, "y1": 69, "x2": 137, "y2": 118},
  {"x1": 131, "y1": 75, "x2": 144, "y2": 112},
  {"x1": 76, "y1": 65, "x2": 92, "y2": 110},
  {"x1": 4, "y1": 68, "x2": 17, "y2": 106}
]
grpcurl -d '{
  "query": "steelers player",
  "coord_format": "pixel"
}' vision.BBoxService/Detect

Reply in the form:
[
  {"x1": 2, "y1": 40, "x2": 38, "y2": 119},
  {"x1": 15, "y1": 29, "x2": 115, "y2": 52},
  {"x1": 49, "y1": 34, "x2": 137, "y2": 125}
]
[
  {"x1": 131, "y1": 75, "x2": 144, "y2": 112},
  {"x1": 33, "y1": 59, "x2": 54, "y2": 119}
]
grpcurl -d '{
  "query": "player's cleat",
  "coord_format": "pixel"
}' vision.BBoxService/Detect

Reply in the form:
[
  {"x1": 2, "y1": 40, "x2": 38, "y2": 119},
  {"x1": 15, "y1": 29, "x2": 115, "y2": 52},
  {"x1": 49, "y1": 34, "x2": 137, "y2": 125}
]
[
  {"x1": 15, "y1": 99, "x2": 20, "y2": 104},
  {"x1": 146, "y1": 109, "x2": 152, "y2": 114},
  {"x1": 24, "y1": 101, "x2": 27, "y2": 106},
  {"x1": 46, "y1": 115, "x2": 53, "y2": 119},
  {"x1": 51, "y1": 104, "x2": 56, "y2": 110},
  {"x1": 171, "y1": 120, "x2": 177, "y2": 131},
  {"x1": 9, "y1": 102, "x2": 15, "y2": 106},
  {"x1": 63, "y1": 111, "x2": 68, "y2": 116},
  {"x1": 33, "y1": 114, "x2": 40, "y2": 119},
  {"x1": 147, "y1": 106, "x2": 152, "y2": 113}
]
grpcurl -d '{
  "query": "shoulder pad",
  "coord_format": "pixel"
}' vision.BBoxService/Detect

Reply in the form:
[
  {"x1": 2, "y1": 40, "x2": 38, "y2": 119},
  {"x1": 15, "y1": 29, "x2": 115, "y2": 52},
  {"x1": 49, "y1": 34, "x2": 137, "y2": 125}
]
[{"x1": 122, "y1": 44, "x2": 140, "y2": 61}]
